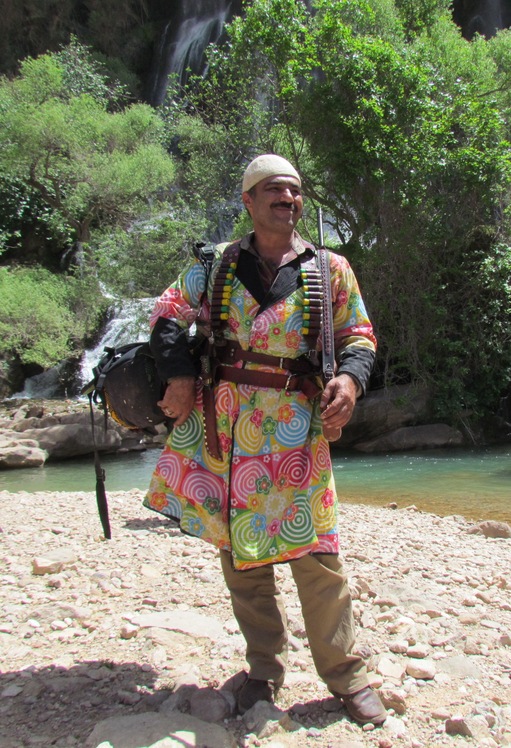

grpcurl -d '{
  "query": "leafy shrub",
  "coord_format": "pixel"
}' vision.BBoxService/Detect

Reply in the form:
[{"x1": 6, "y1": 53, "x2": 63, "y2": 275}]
[{"x1": 0, "y1": 267, "x2": 106, "y2": 368}]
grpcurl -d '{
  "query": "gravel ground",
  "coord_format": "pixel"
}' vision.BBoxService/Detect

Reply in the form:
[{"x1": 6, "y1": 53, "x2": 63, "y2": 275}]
[{"x1": 1, "y1": 489, "x2": 510, "y2": 748}]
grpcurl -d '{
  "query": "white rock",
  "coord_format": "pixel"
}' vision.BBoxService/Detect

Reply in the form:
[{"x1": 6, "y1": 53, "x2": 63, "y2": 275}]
[
  {"x1": 376, "y1": 656, "x2": 406, "y2": 683},
  {"x1": 130, "y1": 610, "x2": 225, "y2": 640},
  {"x1": 406, "y1": 658, "x2": 436, "y2": 680},
  {"x1": 406, "y1": 643, "x2": 430, "y2": 658},
  {"x1": 445, "y1": 714, "x2": 493, "y2": 741},
  {"x1": 383, "y1": 714, "x2": 408, "y2": 736},
  {"x1": 389, "y1": 639, "x2": 408, "y2": 654},
  {"x1": 120, "y1": 623, "x2": 138, "y2": 639},
  {"x1": 86, "y1": 712, "x2": 237, "y2": 748},
  {"x1": 32, "y1": 549, "x2": 78, "y2": 575}
]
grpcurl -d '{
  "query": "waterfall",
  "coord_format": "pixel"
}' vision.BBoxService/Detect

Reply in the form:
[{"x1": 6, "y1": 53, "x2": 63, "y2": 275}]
[
  {"x1": 79, "y1": 298, "x2": 156, "y2": 387},
  {"x1": 147, "y1": 0, "x2": 243, "y2": 106},
  {"x1": 11, "y1": 362, "x2": 71, "y2": 400}
]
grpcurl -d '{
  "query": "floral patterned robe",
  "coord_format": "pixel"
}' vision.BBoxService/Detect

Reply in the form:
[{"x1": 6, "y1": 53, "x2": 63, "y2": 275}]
[{"x1": 145, "y1": 232, "x2": 376, "y2": 570}]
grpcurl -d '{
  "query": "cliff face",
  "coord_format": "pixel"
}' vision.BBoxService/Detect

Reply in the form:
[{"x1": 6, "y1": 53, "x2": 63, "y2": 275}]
[
  {"x1": 452, "y1": 0, "x2": 511, "y2": 39},
  {"x1": 0, "y1": 0, "x2": 243, "y2": 104},
  {"x1": 2, "y1": 2, "x2": 510, "y2": 105}
]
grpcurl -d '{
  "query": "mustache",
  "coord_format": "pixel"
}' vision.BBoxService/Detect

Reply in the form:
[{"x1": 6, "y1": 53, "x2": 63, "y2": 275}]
[{"x1": 271, "y1": 201, "x2": 297, "y2": 210}]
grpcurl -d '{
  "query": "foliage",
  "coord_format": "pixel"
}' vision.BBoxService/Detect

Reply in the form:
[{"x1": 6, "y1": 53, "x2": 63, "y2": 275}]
[
  {"x1": 0, "y1": 266, "x2": 107, "y2": 368},
  {"x1": 93, "y1": 203, "x2": 209, "y2": 298},
  {"x1": 0, "y1": 176, "x2": 71, "y2": 267},
  {"x1": 0, "y1": 44, "x2": 176, "y2": 262},
  {"x1": 424, "y1": 237, "x2": 511, "y2": 419},
  {"x1": 54, "y1": 37, "x2": 132, "y2": 106},
  {"x1": 394, "y1": 0, "x2": 451, "y2": 39},
  {"x1": 171, "y1": 113, "x2": 238, "y2": 206},
  {"x1": 198, "y1": 0, "x2": 511, "y2": 420}
]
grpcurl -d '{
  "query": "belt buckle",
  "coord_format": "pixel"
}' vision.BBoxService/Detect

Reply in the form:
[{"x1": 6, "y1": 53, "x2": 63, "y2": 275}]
[{"x1": 284, "y1": 373, "x2": 295, "y2": 392}]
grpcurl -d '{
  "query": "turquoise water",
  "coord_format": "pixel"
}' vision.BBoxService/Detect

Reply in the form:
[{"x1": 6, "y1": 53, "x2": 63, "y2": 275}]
[
  {"x1": 1, "y1": 445, "x2": 510, "y2": 523},
  {"x1": 332, "y1": 446, "x2": 511, "y2": 522}
]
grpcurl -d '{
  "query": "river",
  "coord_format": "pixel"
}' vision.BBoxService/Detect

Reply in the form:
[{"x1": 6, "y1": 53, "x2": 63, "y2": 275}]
[{"x1": 1, "y1": 445, "x2": 510, "y2": 523}]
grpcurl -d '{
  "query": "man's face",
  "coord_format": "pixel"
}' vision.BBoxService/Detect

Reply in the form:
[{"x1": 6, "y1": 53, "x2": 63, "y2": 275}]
[{"x1": 242, "y1": 175, "x2": 303, "y2": 234}]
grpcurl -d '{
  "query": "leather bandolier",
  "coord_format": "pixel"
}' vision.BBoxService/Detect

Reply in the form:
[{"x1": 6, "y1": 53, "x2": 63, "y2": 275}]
[{"x1": 199, "y1": 242, "x2": 330, "y2": 460}]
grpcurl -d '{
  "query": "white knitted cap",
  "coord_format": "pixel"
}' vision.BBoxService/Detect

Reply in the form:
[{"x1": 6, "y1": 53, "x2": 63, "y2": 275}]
[{"x1": 242, "y1": 154, "x2": 301, "y2": 192}]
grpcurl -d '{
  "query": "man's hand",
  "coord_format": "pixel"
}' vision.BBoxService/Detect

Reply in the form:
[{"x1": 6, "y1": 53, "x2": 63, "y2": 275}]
[
  {"x1": 320, "y1": 374, "x2": 359, "y2": 442},
  {"x1": 158, "y1": 376, "x2": 196, "y2": 427}
]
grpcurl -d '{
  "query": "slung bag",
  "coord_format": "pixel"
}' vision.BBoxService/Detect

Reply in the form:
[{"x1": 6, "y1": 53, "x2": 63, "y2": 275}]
[{"x1": 84, "y1": 341, "x2": 167, "y2": 434}]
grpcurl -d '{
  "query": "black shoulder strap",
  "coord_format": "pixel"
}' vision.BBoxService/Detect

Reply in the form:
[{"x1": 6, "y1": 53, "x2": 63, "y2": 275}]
[{"x1": 193, "y1": 242, "x2": 215, "y2": 306}]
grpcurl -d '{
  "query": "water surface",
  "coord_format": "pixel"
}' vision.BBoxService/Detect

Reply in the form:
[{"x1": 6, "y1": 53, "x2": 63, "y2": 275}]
[
  {"x1": 1, "y1": 446, "x2": 509, "y2": 523},
  {"x1": 333, "y1": 446, "x2": 511, "y2": 522}
]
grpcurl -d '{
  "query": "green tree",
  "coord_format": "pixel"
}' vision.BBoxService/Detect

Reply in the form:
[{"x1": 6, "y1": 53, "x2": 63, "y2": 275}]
[
  {"x1": 198, "y1": 0, "x2": 511, "y2": 422},
  {"x1": 0, "y1": 47, "x2": 176, "y2": 267},
  {"x1": 93, "y1": 202, "x2": 209, "y2": 298}
]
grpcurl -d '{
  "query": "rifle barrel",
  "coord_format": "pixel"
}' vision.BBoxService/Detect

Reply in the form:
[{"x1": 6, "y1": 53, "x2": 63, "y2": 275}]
[{"x1": 317, "y1": 207, "x2": 324, "y2": 247}]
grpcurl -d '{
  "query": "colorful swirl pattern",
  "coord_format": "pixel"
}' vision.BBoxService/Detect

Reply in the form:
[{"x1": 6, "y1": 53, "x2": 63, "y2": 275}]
[
  {"x1": 279, "y1": 495, "x2": 315, "y2": 546},
  {"x1": 155, "y1": 450, "x2": 182, "y2": 489},
  {"x1": 170, "y1": 410, "x2": 204, "y2": 451},
  {"x1": 231, "y1": 458, "x2": 268, "y2": 506},
  {"x1": 145, "y1": 239, "x2": 376, "y2": 569},
  {"x1": 276, "y1": 408, "x2": 310, "y2": 448},
  {"x1": 277, "y1": 449, "x2": 312, "y2": 488},
  {"x1": 231, "y1": 510, "x2": 274, "y2": 562},
  {"x1": 181, "y1": 469, "x2": 225, "y2": 510},
  {"x1": 310, "y1": 486, "x2": 337, "y2": 534}
]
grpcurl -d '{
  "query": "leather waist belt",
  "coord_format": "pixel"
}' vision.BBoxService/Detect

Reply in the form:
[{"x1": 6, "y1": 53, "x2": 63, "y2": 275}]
[
  {"x1": 216, "y1": 341, "x2": 318, "y2": 374},
  {"x1": 215, "y1": 365, "x2": 322, "y2": 400}
]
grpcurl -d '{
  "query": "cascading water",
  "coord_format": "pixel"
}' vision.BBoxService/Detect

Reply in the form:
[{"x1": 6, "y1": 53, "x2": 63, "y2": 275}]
[
  {"x1": 12, "y1": 362, "x2": 71, "y2": 399},
  {"x1": 146, "y1": 0, "x2": 243, "y2": 106},
  {"x1": 79, "y1": 298, "x2": 156, "y2": 387}
]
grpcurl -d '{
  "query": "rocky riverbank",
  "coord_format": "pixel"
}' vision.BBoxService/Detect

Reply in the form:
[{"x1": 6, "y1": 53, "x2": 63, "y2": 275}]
[
  {"x1": 0, "y1": 400, "x2": 166, "y2": 469},
  {"x1": 1, "y1": 490, "x2": 510, "y2": 748}
]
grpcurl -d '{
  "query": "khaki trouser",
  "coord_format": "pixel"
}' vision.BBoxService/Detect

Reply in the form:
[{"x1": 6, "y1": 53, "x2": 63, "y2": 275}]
[{"x1": 220, "y1": 550, "x2": 369, "y2": 695}]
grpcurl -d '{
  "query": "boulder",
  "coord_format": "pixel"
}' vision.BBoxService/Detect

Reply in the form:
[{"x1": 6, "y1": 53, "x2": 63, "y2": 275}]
[
  {"x1": 354, "y1": 424, "x2": 464, "y2": 453},
  {"x1": 0, "y1": 400, "x2": 165, "y2": 468},
  {"x1": 20, "y1": 419, "x2": 123, "y2": 459},
  {"x1": 86, "y1": 712, "x2": 237, "y2": 748},
  {"x1": 340, "y1": 384, "x2": 432, "y2": 447},
  {"x1": 467, "y1": 520, "x2": 511, "y2": 539},
  {"x1": 0, "y1": 442, "x2": 48, "y2": 468}
]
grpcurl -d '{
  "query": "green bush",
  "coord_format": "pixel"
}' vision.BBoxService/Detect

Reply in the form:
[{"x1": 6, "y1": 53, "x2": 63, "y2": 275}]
[{"x1": 0, "y1": 267, "x2": 106, "y2": 368}]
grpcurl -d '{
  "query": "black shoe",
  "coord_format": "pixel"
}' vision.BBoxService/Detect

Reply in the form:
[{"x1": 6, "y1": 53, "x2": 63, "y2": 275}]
[{"x1": 238, "y1": 678, "x2": 275, "y2": 714}]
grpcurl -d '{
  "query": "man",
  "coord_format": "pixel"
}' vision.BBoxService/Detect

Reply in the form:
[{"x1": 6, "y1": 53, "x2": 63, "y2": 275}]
[{"x1": 145, "y1": 154, "x2": 386, "y2": 725}]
